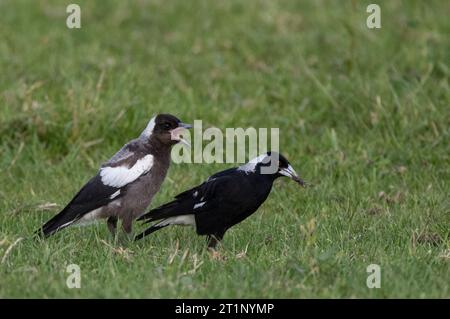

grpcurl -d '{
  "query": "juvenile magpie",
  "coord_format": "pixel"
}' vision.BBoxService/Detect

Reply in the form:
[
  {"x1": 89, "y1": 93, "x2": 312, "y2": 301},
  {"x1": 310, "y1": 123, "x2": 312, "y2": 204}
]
[
  {"x1": 135, "y1": 152, "x2": 305, "y2": 248},
  {"x1": 36, "y1": 114, "x2": 192, "y2": 238}
]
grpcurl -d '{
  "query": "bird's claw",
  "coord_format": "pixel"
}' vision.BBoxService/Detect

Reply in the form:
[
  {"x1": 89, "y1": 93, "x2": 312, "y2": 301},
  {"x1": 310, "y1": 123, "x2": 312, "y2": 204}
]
[{"x1": 207, "y1": 248, "x2": 226, "y2": 261}]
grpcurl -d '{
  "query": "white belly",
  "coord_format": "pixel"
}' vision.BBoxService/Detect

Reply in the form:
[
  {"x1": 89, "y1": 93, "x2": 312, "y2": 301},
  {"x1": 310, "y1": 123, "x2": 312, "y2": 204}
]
[
  {"x1": 75, "y1": 208, "x2": 103, "y2": 226},
  {"x1": 159, "y1": 215, "x2": 196, "y2": 229}
]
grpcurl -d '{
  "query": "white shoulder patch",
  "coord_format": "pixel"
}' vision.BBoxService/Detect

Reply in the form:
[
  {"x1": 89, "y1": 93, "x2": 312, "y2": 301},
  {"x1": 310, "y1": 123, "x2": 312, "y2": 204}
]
[{"x1": 100, "y1": 154, "x2": 154, "y2": 188}]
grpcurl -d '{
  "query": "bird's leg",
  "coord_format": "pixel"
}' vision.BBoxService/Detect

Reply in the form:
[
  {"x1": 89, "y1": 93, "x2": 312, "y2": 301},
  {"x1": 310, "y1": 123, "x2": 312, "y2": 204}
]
[
  {"x1": 207, "y1": 230, "x2": 225, "y2": 250},
  {"x1": 207, "y1": 235, "x2": 220, "y2": 249},
  {"x1": 208, "y1": 231, "x2": 225, "y2": 260},
  {"x1": 107, "y1": 216, "x2": 118, "y2": 236},
  {"x1": 207, "y1": 232, "x2": 226, "y2": 260},
  {"x1": 121, "y1": 217, "x2": 134, "y2": 243}
]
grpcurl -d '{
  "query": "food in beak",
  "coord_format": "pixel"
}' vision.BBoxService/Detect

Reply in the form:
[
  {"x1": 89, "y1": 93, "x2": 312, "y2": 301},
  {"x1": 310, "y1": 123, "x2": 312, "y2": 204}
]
[
  {"x1": 292, "y1": 175, "x2": 306, "y2": 187},
  {"x1": 279, "y1": 165, "x2": 306, "y2": 187}
]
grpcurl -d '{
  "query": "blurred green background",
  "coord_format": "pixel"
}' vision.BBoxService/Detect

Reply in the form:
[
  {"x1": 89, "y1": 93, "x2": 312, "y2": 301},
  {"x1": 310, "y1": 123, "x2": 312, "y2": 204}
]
[{"x1": 0, "y1": 0, "x2": 448, "y2": 298}]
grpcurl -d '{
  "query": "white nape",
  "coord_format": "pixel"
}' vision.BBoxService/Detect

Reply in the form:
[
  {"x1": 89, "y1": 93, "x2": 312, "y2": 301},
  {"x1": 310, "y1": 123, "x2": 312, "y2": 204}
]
[
  {"x1": 100, "y1": 154, "x2": 154, "y2": 188},
  {"x1": 140, "y1": 116, "x2": 156, "y2": 138},
  {"x1": 237, "y1": 153, "x2": 269, "y2": 173}
]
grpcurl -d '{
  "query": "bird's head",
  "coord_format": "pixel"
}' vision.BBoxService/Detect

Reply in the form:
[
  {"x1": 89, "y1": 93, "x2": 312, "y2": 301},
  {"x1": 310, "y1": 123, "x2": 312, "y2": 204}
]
[
  {"x1": 241, "y1": 151, "x2": 305, "y2": 186},
  {"x1": 274, "y1": 152, "x2": 305, "y2": 186},
  {"x1": 140, "y1": 114, "x2": 192, "y2": 147}
]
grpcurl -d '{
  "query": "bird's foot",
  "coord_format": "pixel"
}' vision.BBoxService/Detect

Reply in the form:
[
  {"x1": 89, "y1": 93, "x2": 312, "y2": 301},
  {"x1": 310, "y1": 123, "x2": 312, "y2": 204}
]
[
  {"x1": 207, "y1": 248, "x2": 226, "y2": 261},
  {"x1": 100, "y1": 239, "x2": 134, "y2": 261},
  {"x1": 118, "y1": 233, "x2": 134, "y2": 246}
]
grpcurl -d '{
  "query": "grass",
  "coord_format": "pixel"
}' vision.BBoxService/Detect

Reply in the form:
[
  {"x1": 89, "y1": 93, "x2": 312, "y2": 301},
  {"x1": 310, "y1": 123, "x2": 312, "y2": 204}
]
[{"x1": 0, "y1": 0, "x2": 449, "y2": 298}]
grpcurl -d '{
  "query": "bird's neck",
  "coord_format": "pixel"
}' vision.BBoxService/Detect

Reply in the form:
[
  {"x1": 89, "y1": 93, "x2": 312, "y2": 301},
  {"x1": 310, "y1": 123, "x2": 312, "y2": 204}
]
[
  {"x1": 252, "y1": 171, "x2": 277, "y2": 186},
  {"x1": 143, "y1": 137, "x2": 172, "y2": 160}
]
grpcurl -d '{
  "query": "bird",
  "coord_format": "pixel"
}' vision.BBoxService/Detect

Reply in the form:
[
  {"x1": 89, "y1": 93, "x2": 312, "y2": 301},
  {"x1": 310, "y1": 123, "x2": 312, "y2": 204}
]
[
  {"x1": 36, "y1": 113, "x2": 192, "y2": 238},
  {"x1": 135, "y1": 151, "x2": 305, "y2": 249}
]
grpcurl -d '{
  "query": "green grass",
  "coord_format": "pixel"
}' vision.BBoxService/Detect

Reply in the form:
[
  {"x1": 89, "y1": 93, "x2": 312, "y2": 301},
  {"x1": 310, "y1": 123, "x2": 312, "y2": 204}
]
[{"x1": 0, "y1": 0, "x2": 449, "y2": 298}]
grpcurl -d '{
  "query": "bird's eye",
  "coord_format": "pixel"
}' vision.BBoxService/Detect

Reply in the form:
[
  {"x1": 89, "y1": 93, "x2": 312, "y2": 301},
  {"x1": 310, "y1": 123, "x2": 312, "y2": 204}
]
[{"x1": 163, "y1": 123, "x2": 171, "y2": 129}]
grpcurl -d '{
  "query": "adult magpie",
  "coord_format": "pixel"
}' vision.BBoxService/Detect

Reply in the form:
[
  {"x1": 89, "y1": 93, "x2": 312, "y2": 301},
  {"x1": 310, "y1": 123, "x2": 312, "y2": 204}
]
[
  {"x1": 135, "y1": 152, "x2": 305, "y2": 248},
  {"x1": 36, "y1": 114, "x2": 192, "y2": 238}
]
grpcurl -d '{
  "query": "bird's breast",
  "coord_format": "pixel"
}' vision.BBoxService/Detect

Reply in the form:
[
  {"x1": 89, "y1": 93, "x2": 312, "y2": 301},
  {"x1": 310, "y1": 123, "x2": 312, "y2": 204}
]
[{"x1": 125, "y1": 163, "x2": 169, "y2": 201}]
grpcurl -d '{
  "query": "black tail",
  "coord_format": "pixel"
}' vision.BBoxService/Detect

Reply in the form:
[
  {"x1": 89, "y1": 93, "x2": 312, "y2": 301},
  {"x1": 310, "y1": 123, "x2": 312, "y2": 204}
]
[
  {"x1": 35, "y1": 207, "x2": 79, "y2": 238},
  {"x1": 138, "y1": 199, "x2": 194, "y2": 223},
  {"x1": 134, "y1": 224, "x2": 168, "y2": 241}
]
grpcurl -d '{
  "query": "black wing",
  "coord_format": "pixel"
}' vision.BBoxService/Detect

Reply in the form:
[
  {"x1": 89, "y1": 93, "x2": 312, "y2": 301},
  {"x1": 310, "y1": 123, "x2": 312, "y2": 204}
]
[
  {"x1": 164, "y1": 167, "x2": 238, "y2": 201},
  {"x1": 137, "y1": 172, "x2": 259, "y2": 236},
  {"x1": 36, "y1": 174, "x2": 121, "y2": 237},
  {"x1": 36, "y1": 139, "x2": 149, "y2": 238},
  {"x1": 138, "y1": 167, "x2": 240, "y2": 223},
  {"x1": 208, "y1": 167, "x2": 237, "y2": 180}
]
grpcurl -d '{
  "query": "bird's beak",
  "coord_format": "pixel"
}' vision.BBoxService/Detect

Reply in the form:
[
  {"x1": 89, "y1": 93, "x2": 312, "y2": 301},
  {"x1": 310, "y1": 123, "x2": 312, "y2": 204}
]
[
  {"x1": 179, "y1": 123, "x2": 192, "y2": 129},
  {"x1": 170, "y1": 123, "x2": 192, "y2": 147},
  {"x1": 279, "y1": 164, "x2": 305, "y2": 187}
]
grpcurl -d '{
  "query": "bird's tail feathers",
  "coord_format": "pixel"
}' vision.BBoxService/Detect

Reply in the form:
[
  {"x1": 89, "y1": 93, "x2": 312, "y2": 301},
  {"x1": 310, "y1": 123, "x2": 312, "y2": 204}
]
[
  {"x1": 138, "y1": 199, "x2": 191, "y2": 223},
  {"x1": 34, "y1": 207, "x2": 79, "y2": 238},
  {"x1": 134, "y1": 224, "x2": 168, "y2": 241}
]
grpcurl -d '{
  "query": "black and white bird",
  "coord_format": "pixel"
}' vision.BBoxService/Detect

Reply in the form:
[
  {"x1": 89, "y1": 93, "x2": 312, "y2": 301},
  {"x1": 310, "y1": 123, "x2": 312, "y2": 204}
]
[
  {"x1": 36, "y1": 114, "x2": 191, "y2": 238},
  {"x1": 135, "y1": 152, "x2": 305, "y2": 248}
]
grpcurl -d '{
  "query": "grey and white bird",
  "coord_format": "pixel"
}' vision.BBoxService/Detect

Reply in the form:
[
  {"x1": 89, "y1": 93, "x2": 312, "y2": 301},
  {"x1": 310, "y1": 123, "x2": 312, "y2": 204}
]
[{"x1": 36, "y1": 114, "x2": 191, "y2": 238}]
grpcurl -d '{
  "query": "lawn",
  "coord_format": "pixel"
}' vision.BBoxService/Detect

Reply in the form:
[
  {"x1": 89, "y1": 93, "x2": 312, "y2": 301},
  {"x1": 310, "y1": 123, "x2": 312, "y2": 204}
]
[{"x1": 0, "y1": 0, "x2": 448, "y2": 298}]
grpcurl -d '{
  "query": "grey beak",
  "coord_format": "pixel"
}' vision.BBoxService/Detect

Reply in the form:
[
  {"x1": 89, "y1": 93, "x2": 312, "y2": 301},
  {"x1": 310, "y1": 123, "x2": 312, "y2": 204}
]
[{"x1": 179, "y1": 123, "x2": 192, "y2": 129}]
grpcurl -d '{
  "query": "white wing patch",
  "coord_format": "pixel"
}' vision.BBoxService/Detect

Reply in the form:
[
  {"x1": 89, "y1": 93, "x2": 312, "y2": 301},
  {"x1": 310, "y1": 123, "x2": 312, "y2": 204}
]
[
  {"x1": 193, "y1": 201, "x2": 206, "y2": 209},
  {"x1": 100, "y1": 154, "x2": 154, "y2": 188},
  {"x1": 56, "y1": 220, "x2": 76, "y2": 230},
  {"x1": 110, "y1": 190, "x2": 121, "y2": 199}
]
